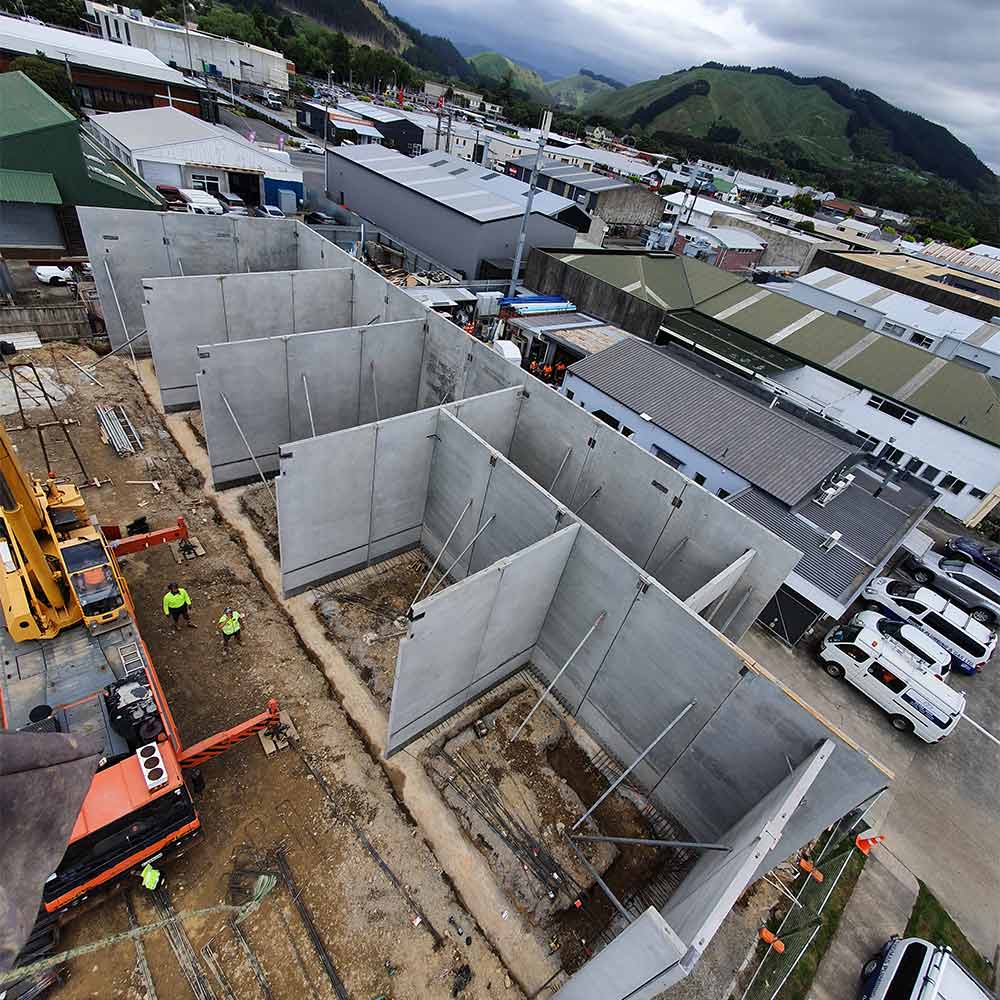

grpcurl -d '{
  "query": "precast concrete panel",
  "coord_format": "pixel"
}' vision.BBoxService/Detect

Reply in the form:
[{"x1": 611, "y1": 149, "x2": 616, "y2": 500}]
[
  {"x1": 569, "y1": 422, "x2": 678, "y2": 568},
  {"x1": 359, "y1": 322, "x2": 424, "y2": 423},
  {"x1": 79, "y1": 207, "x2": 172, "y2": 351},
  {"x1": 233, "y1": 216, "x2": 298, "y2": 272},
  {"x1": 277, "y1": 426, "x2": 376, "y2": 594},
  {"x1": 291, "y1": 268, "x2": 353, "y2": 333},
  {"x1": 163, "y1": 214, "x2": 238, "y2": 277},
  {"x1": 385, "y1": 279, "x2": 430, "y2": 323},
  {"x1": 221, "y1": 270, "x2": 294, "y2": 342},
  {"x1": 463, "y1": 339, "x2": 528, "y2": 399},
  {"x1": 417, "y1": 312, "x2": 470, "y2": 409},
  {"x1": 143, "y1": 275, "x2": 226, "y2": 410},
  {"x1": 649, "y1": 672, "x2": 888, "y2": 857},
  {"x1": 662, "y1": 741, "x2": 832, "y2": 953},
  {"x1": 284, "y1": 327, "x2": 363, "y2": 440},
  {"x1": 421, "y1": 411, "x2": 493, "y2": 580},
  {"x1": 295, "y1": 222, "x2": 351, "y2": 269},
  {"x1": 198, "y1": 338, "x2": 288, "y2": 487},
  {"x1": 533, "y1": 528, "x2": 643, "y2": 713},
  {"x1": 445, "y1": 387, "x2": 522, "y2": 456},
  {"x1": 352, "y1": 262, "x2": 391, "y2": 325},
  {"x1": 507, "y1": 382, "x2": 595, "y2": 506},
  {"x1": 369, "y1": 409, "x2": 438, "y2": 563},
  {"x1": 579, "y1": 585, "x2": 745, "y2": 783},
  {"x1": 551, "y1": 908, "x2": 688, "y2": 1000},
  {"x1": 386, "y1": 527, "x2": 578, "y2": 754},
  {"x1": 466, "y1": 459, "x2": 566, "y2": 576}
]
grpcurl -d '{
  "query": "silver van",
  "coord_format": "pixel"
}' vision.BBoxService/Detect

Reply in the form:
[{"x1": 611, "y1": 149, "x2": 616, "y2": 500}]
[
  {"x1": 909, "y1": 552, "x2": 1000, "y2": 626},
  {"x1": 860, "y1": 936, "x2": 995, "y2": 999}
]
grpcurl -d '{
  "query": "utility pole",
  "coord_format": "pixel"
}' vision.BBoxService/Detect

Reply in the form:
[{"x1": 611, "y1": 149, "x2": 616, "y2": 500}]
[
  {"x1": 180, "y1": 0, "x2": 195, "y2": 81},
  {"x1": 507, "y1": 108, "x2": 552, "y2": 298},
  {"x1": 323, "y1": 69, "x2": 332, "y2": 198}
]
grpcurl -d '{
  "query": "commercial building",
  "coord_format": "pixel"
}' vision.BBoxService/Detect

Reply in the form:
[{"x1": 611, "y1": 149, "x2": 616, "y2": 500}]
[
  {"x1": 711, "y1": 213, "x2": 845, "y2": 274},
  {"x1": 89, "y1": 105, "x2": 304, "y2": 209},
  {"x1": 335, "y1": 98, "x2": 424, "y2": 155},
  {"x1": 662, "y1": 191, "x2": 751, "y2": 229},
  {"x1": 85, "y1": 1, "x2": 292, "y2": 92},
  {"x1": 759, "y1": 206, "x2": 891, "y2": 252},
  {"x1": 526, "y1": 248, "x2": 1000, "y2": 525},
  {"x1": 326, "y1": 143, "x2": 578, "y2": 278},
  {"x1": 671, "y1": 225, "x2": 766, "y2": 273},
  {"x1": 505, "y1": 309, "x2": 632, "y2": 367},
  {"x1": 296, "y1": 102, "x2": 383, "y2": 145},
  {"x1": 0, "y1": 72, "x2": 161, "y2": 257},
  {"x1": 768, "y1": 267, "x2": 1000, "y2": 375},
  {"x1": 0, "y1": 13, "x2": 209, "y2": 118},
  {"x1": 563, "y1": 337, "x2": 935, "y2": 642}
]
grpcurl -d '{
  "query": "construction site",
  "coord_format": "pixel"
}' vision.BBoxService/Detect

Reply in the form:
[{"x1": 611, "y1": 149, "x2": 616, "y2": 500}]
[{"x1": 0, "y1": 210, "x2": 893, "y2": 1000}]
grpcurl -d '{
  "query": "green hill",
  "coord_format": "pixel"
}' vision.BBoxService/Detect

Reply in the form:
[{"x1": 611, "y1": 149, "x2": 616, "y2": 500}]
[
  {"x1": 468, "y1": 51, "x2": 550, "y2": 103},
  {"x1": 547, "y1": 72, "x2": 613, "y2": 110},
  {"x1": 585, "y1": 64, "x2": 993, "y2": 189}
]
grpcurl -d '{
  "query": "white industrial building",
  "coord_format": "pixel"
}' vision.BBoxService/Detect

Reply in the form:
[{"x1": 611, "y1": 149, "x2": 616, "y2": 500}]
[
  {"x1": 85, "y1": 1, "x2": 291, "y2": 91},
  {"x1": 88, "y1": 106, "x2": 304, "y2": 210},
  {"x1": 662, "y1": 192, "x2": 752, "y2": 229},
  {"x1": 767, "y1": 267, "x2": 1000, "y2": 376}
]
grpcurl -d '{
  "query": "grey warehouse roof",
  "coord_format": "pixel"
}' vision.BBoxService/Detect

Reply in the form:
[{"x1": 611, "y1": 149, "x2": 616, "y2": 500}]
[
  {"x1": 330, "y1": 144, "x2": 561, "y2": 224},
  {"x1": 335, "y1": 98, "x2": 406, "y2": 123},
  {"x1": 567, "y1": 337, "x2": 856, "y2": 505},
  {"x1": 508, "y1": 155, "x2": 630, "y2": 193}
]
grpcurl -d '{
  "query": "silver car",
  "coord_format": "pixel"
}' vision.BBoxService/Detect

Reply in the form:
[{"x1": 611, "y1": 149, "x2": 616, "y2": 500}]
[{"x1": 909, "y1": 551, "x2": 1000, "y2": 626}]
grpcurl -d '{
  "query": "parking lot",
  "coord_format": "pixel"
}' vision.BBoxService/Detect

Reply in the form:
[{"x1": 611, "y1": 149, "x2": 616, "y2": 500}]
[{"x1": 742, "y1": 551, "x2": 1000, "y2": 959}]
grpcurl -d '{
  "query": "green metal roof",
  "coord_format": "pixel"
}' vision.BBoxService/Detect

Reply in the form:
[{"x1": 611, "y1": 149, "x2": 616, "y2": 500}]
[
  {"x1": 712, "y1": 178, "x2": 735, "y2": 194},
  {"x1": 0, "y1": 167, "x2": 61, "y2": 205},
  {"x1": 0, "y1": 71, "x2": 76, "y2": 139}
]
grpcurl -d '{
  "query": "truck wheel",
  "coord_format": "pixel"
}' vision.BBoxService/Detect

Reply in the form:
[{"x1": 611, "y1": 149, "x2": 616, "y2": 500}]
[
  {"x1": 865, "y1": 602, "x2": 882, "y2": 612},
  {"x1": 971, "y1": 607, "x2": 995, "y2": 626},
  {"x1": 823, "y1": 661, "x2": 845, "y2": 679},
  {"x1": 912, "y1": 568, "x2": 933, "y2": 584},
  {"x1": 862, "y1": 955, "x2": 880, "y2": 978},
  {"x1": 890, "y1": 715, "x2": 914, "y2": 734}
]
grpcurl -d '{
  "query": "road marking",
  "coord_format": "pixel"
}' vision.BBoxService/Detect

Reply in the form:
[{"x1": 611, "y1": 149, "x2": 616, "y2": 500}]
[{"x1": 963, "y1": 714, "x2": 1000, "y2": 748}]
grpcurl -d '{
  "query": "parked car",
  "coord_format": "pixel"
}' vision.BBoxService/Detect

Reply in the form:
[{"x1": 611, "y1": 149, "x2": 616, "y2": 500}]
[
  {"x1": 945, "y1": 535, "x2": 1000, "y2": 576},
  {"x1": 859, "y1": 935, "x2": 992, "y2": 1000},
  {"x1": 155, "y1": 184, "x2": 191, "y2": 212},
  {"x1": 818, "y1": 621, "x2": 965, "y2": 742},
  {"x1": 34, "y1": 265, "x2": 74, "y2": 285},
  {"x1": 178, "y1": 188, "x2": 225, "y2": 215},
  {"x1": 863, "y1": 577, "x2": 996, "y2": 674},
  {"x1": 304, "y1": 210, "x2": 334, "y2": 224},
  {"x1": 849, "y1": 610, "x2": 952, "y2": 676},
  {"x1": 213, "y1": 191, "x2": 249, "y2": 215},
  {"x1": 262, "y1": 92, "x2": 283, "y2": 110},
  {"x1": 298, "y1": 141, "x2": 324, "y2": 154},
  {"x1": 255, "y1": 204, "x2": 285, "y2": 218},
  {"x1": 908, "y1": 551, "x2": 1000, "y2": 626}
]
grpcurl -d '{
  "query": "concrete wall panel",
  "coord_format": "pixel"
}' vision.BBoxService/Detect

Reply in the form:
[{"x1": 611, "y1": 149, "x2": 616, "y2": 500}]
[
  {"x1": 296, "y1": 223, "x2": 351, "y2": 269},
  {"x1": 234, "y1": 216, "x2": 298, "y2": 272},
  {"x1": 277, "y1": 426, "x2": 376, "y2": 594},
  {"x1": 421, "y1": 411, "x2": 493, "y2": 579},
  {"x1": 386, "y1": 528, "x2": 578, "y2": 754},
  {"x1": 163, "y1": 214, "x2": 238, "y2": 276},
  {"x1": 198, "y1": 338, "x2": 288, "y2": 487},
  {"x1": 291, "y1": 268, "x2": 353, "y2": 333},
  {"x1": 418, "y1": 311, "x2": 469, "y2": 408},
  {"x1": 284, "y1": 327, "x2": 362, "y2": 440},
  {"x1": 352, "y1": 263, "x2": 390, "y2": 325},
  {"x1": 463, "y1": 339, "x2": 528, "y2": 399},
  {"x1": 359, "y1": 322, "x2": 424, "y2": 423},
  {"x1": 445, "y1": 387, "x2": 522, "y2": 456},
  {"x1": 222, "y1": 271, "x2": 294, "y2": 341}
]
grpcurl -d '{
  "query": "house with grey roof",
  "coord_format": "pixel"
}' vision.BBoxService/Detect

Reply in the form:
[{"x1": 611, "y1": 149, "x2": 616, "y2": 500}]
[{"x1": 562, "y1": 336, "x2": 936, "y2": 643}]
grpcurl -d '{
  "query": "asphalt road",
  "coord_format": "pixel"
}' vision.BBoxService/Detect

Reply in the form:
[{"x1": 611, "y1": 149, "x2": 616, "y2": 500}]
[{"x1": 742, "y1": 584, "x2": 1000, "y2": 958}]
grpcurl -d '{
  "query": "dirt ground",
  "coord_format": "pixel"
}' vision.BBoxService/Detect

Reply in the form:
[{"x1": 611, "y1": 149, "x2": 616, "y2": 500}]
[{"x1": 6, "y1": 344, "x2": 523, "y2": 1000}]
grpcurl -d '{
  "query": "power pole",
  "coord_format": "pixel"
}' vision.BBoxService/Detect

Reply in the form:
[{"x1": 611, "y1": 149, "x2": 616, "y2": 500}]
[
  {"x1": 180, "y1": 0, "x2": 195, "y2": 80},
  {"x1": 508, "y1": 108, "x2": 552, "y2": 298},
  {"x1": 323, "y1": 69, "x2": 332, "y2": 198}
]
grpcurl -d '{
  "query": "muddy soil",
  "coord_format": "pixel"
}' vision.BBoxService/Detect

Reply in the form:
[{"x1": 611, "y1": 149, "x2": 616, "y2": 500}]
[{"x1": 10, "y1": 344, "x2": 521, "y2": 1000}]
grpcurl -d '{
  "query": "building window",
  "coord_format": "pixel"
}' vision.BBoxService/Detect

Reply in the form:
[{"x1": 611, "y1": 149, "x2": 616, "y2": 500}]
[
  {"x1": 881, "y1": 321, "x2": 907, "y2": 337},
  {"x1": 717, "y1": 488, "x2": 730, "y2": 499},
  {"x1": 882, "y1": 446, "x2": 904, "y2": 464},
  {"x1": 969, "y1": 487, "x2": 988, "y2": 500},
  {"x1": 906, "y1": 456, "x2": 924, "y2": 474},
  {"x1": 854, "y1": 431, "x2": 881, "y2": 453},
  {"x1": 693, "y1": 473, "x2": 707, "y2": 486},
  {"x1": 123, "y1": 20, "x2": 131, "y2": 44},
  {"x1": 939, "y1": 475, "x2": 967, "y2": 495},
  {"x1": 918, "y1": 464, "x2": 941, "y2": 483},
  {"x1": 564, "y1": 389, "x2": 574, "y2": 401},
  {"x1": 910, "y1": 333, "x2": 935, "y2": 349},
  {"x1": 191, "y1": 173, "x2": 221, "y2": 194},
  {"x1": 652, "y1": 445, "x2": 682, "y2": 469},
  {"x1": 866, "y1": 394, "x2": 919, "y2": 425}
]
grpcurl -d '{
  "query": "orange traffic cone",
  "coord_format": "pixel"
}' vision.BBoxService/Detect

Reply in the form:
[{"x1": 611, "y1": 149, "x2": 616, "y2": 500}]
[
  {"x1": 759, "y1": 928, "x2": 785, "y2": 953},
  {"x1": 855, "y1": 833, "x2": 886, "y2": 856}
]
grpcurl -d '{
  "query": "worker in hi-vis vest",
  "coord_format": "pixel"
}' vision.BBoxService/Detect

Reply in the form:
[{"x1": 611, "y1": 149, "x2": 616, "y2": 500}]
[
  {"x1": 140, "y1": 862, "x2": 161, "y2": 891},
  {"x1": 218, "y1": 607, "x2": 243, "y2": 654},
  {"x1": 162, "y1": 582, "x2": 196, "y2": 631}
]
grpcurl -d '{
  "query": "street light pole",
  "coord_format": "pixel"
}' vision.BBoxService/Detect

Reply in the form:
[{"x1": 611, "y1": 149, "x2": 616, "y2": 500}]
[
  {"x1": 507, "y1": 108, "x2": 552, "y2": 298},
  {"x1": 323, "y1": 69, "x2": 331, "y2": 198}
]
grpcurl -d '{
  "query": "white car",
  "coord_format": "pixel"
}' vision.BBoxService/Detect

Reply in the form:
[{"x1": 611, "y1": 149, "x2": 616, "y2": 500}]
[
  {"x1": 298, "y1": 141, "x2": 324, "y2": 155},
  {"x1": 34, "y1": 265, "x2": 74, "y2": 285},
  {"x1": 256, "y1": 204, "x2": 285, "y2": 218}
]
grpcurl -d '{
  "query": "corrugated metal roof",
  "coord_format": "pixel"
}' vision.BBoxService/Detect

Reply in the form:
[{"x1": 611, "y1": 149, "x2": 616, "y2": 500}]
[
  {"x1": 336, "y1": 98, "x2": 405, "y2": 123},
  {"x1": 0, "y1": 71, "x2": 75, "y2": 139},
  {"x1": 508, "y1": 155, "x2": 629, "y2": 193},
  {"x1": 567, "y1": 338, "x2": 856, "y2": 504},
  {"x1": 0, "y1": 167, "x2": 61, "y2": 205}
]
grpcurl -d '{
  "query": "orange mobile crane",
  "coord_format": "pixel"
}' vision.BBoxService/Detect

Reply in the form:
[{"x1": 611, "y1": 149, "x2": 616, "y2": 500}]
[{"x1": 0, "y1": 421, "x2": 280, "y2": 917}]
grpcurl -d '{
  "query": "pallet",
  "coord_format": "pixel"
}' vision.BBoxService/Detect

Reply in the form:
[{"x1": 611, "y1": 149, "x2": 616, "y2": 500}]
[
  {"x1": 259, "y1": 710, "x2": 298, "y2": 756},
  {"x1": 169, "y1": 535, "x2": 206, "y2": 562}
]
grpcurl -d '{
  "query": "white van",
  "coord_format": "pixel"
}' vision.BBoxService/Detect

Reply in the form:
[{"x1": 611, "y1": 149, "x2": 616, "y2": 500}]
[
  {"x1": 860, "y1": 936, "x2": 995, "y2": 1000},
  {"x1": 818, "y1": 622, "x2": 965, "y2": 742},
  {"x1": 850, "y1": 610, "x2": 952, "y2": 676},
  {"x1": 179, "y1": 188, "x2": 225, "y2": 215},
  {"x1": 864, "y1": 577, "x2": 996, "y2": 675}
]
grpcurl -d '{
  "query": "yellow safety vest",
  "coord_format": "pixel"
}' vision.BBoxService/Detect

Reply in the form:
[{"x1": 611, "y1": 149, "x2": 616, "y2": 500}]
[
  {"x1": 219, "y1": 611, "x2": 241, "y2": 635},
  {"x1": 140, "y1": 863, "x2": 160, "y2": 890},
  {"x1": 163, "y1": 588, "x2": 191, "y2": 614}
]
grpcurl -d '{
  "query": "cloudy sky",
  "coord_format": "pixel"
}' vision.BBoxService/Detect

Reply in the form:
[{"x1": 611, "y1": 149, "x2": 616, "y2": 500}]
[{"x1": 390, "y1": 0, "x2": 1000, "y2": 170}]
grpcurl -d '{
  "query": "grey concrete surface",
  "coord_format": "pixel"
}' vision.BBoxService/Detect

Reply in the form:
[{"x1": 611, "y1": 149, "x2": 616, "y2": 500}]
[
  {"x1": 742, "y1": 623, "x2": 1000, "y2": 957},
  {"x1": 810, "y1": 852, "x2": 919, "y2": 1000}
]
